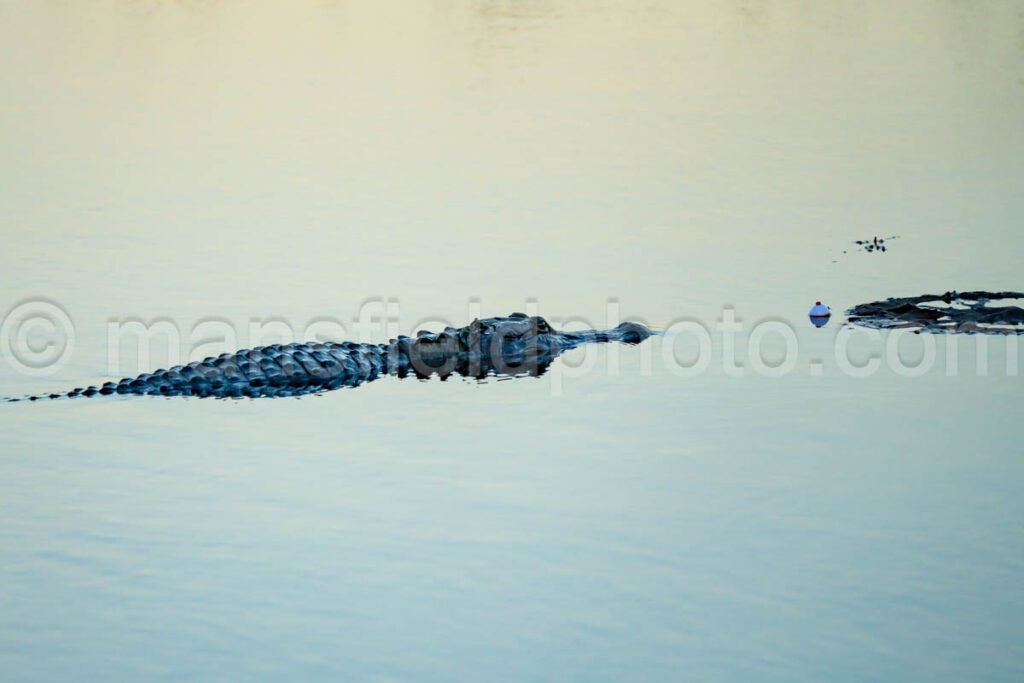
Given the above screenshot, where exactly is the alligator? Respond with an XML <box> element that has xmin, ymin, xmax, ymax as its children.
<box><xmin>6</xmin><ymin>314</ymin><xmax>653</xmax><ymax>401</ymax></box>
<box><xmin>847</xmin><ymin>291</ymin><xmax>1024</xmax><ymax>334</ymax></box>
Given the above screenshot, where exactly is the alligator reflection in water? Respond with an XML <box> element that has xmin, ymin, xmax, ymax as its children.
<box><xmin>847</xmin><ymin>291</ymin><xmax>1024</xmax><ymax>334</ymax></box>
<box><xmin>8</xmin><ymin>314</ymin><xmax>653</xmax><ymax>402</ymax></box>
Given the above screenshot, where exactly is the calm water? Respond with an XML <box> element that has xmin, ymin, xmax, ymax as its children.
<box><xmin>1</xmin><ymin>1</ymin><xmax>1023</xmax><ymax>680</ymax></box>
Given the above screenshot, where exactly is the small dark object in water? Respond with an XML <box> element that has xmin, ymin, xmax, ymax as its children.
<box><xmin>853</xmin><ymin>235</ymin><xmax>899</xmax><ymax>253</ymax></box>
<box><xmin>847</xmin><ymin>291</ymin><xmax>1024</xmax><ymax>334</ymax></box>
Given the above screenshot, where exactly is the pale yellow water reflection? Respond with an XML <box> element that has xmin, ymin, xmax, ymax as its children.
<box><xmin>1</xmin><ymin>1</ymin><xmax>1022</xmax><ymax>681</ymax></box>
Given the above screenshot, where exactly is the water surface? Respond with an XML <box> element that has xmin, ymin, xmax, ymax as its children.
<box><xmin>1</xmin><ymin>1</ymin><xmax>1023</xmax><ymax>681</ymax></box>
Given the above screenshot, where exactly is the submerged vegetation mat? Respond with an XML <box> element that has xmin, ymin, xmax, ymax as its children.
<box><xmin>846</xmin><ymin>291</ymin><xmax>1024</xmax><ymax>334</ymax></box>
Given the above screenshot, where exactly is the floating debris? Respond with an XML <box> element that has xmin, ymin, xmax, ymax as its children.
<box><xmin>847</xmin><ymin>291</ymin><xmax>1024</xmax><ymax>334</ymax></box>
<box><xmin>853</xmin><ymin>235</ymin><xmax>899</xmax><ymax>253</ymax></box>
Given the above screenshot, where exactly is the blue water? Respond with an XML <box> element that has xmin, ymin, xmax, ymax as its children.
<box><xmin>1</xmin><ymin>1</ymin><xmax>1022</xmax><ymax>680</ymax></box>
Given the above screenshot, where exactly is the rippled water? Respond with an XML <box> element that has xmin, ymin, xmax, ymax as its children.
<box><xmin>1</xmin><ymin>1</ymin><xmax>1023</xmax><ymax>680</ymax></box>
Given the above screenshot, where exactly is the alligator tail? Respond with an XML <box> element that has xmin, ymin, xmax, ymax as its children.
<box><xmin>6</xmin><ymin>385</ymin><xmax>106</xmax><ymax>402</ymax></box>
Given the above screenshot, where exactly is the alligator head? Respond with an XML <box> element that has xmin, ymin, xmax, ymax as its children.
<box><xmin>388</xmin><ymin>313</ymin><xmax>652</xmax><ymax>380</ymax></box>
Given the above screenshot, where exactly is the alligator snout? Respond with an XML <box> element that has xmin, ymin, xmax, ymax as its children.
<box><xmin>614</xmin><ymin>321</ymin><xmax>652</xmax><ymax>344</ymax></box>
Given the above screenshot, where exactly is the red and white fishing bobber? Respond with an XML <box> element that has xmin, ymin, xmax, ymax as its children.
<box><xmin>808</xmin><ymin>301</ymin><xmax>831</xmax><ymax>328</ymax></box>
